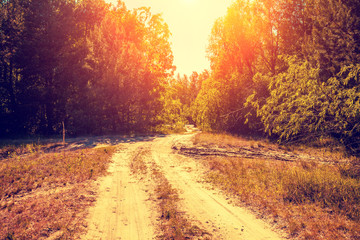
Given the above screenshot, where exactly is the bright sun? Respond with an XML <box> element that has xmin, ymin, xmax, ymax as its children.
<box><xmin>106</xmin><ymin>0</ymin><xmax>233</xmax><ymax>76</ymax></box>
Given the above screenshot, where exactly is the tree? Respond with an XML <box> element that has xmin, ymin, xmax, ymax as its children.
<box><xmin>86</xmin><ymin>4</ymin><xmax>174</xmax><ymax>133</ymax></box>
<box><xmin>0</xmin><ymin>0</ymin><xmax>175</xmax><ymax>137</ymax></box>
<box><xmin>0</xmin><ymin>0</ymin><xmax>25</xmax><ymax>136</ymax></box>
<box><xmin>256</xmin><ymin>58</ymin><xmax>360</xmax><ymax>152</ymax></box>
<box><xmin>195</xmin><ymin>0</ymin><xmax>287</xmax><ymax>133</ymax></box>
<box><xmin>15</xmin><ymin>0</ymin><xmax>82</xmax><ymax>135</ymax></box>
<box><xmin>303</xmin><ymin>0</ymin><xmax>360</xmax><ymax>80</ymax></box>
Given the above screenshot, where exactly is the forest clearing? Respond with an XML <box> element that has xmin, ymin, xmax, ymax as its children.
<box><xmin>1</xmin><ymin>131</ymin><xmax>360</xmax><ymax>239</ymax></box>
<box><xmin>1</xmin><ymin>0</ymin><xmax>360</xmax><ymax>239</ymax></box>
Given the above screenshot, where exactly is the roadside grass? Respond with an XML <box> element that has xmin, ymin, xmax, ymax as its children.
<box><xmin>0</xmin><ymin>144</ymin><xmax>116</xmax><ymax>239</ymax></box>
<box><xmin>0</xmin><ymin>143</ymin><xmax>42</xmax><ymax>160</ymax></box>
<box><xmin>194</xmin><ymin>132</ymin><xmax>349</xmax><ymax>162</ymax></box>
<box><xmin>155</xmin><ymin>124</ymin><xmax>186</xmax><ymax>135</ymax></box>
<box><xmin>130</xmin><ymin>148</ymin><xmax>210</xmax><ymax>239</ymax></box>
<box><xmin>151</xmin><ymin>164</ymin><xmax>210</xmax><ymax>240</ymax></box>
<box><xmin>193</xmin><ymin>132</ymin><xmax>254</xmax><ymax>148</ymax></box>
<box><xmin>130</xmin><ymin>148</ymin><xmax>149</xmax><ymax>176</ymax></box>
<box><xmin>195</xmin><ymin>133</ymin><xmax>360</xmax><ymax>239</ymax></box>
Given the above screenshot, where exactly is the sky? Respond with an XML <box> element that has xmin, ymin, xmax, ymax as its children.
<box><xmin>106</xmin><ymin>0</ymin><xmax>234</xmax><ymax>76</ymax></box>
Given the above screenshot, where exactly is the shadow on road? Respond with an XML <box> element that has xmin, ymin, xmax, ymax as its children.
<box><xmin>0</xmin><ymin>134</ymin><xmax>167</xmax><ymax>159</ymax></box>
<box><xmin>64</xmin><ymin>134</ymin><xmax>164</xmax><ymax>151</ymax></box>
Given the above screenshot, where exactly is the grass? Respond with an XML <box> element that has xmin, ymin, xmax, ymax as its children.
<box><xmin>194</xmin><ymin>132</ymin><xmax>349</xmax><ymax>162</ymax></box>
<box><xmin>130</xmin><ymin>148</ymin><xmax>149</xmax><ymax>176</ymax></box>
<box><xmin>151</xmin><ymin>164</ymin><xmax>210</xmax><ymax>240</ymax></box>
<box><xmin>129</xmin><ymin>148</ymin><xmax>210</xmax><ymax>239</ymax></box>
<box><xmin>0</xmin><ymin>143</ymin><xmax>42</xmax><ymax>160</ymax></box>
<box><xmin>193</xmin><ymin>132</ymin><xmax>255</xmax><ymax>148</ymax></box>
<box><xmin>194</xmin><ymin>132</ymin><xmax>360</xmax><ymax>239</ymax></box>
<box><xmin>0</xmin><ymin>143</ymin><xmax>116</xmax><ymax>239</ymax></box>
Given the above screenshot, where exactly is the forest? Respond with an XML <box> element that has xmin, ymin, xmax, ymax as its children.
<box><xmin>1</xmin><ymin>0</ymin><xmax>360</xmax><ymax>153</ymax></box>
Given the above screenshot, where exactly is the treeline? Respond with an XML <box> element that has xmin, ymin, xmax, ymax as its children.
<box><xmin>0</xmin><ymin>0</ymin><xmax>174</xmax><ymax>137</ymax></box>
<box><xmin>186</xmin><ymin>0</ymin><xmax>360</xmax><ymax>153</ymax></box>
<box><xmin>2</xmin><ymin>0</ymin><xmax>360</xmax><ymax>153</ymax></box>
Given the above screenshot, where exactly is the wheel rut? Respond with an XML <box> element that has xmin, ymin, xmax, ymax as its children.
<box><xmin>82</xmin><ymin>134</ymin><xmax>285</xmax><ymax>240</ymax></box>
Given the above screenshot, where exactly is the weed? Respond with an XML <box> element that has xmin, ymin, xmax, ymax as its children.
<box><xmin>339</xmin><ymin>158</ymin><xmax>360</xmax><ymax>180</ymax></box>
<box><xmin>194</xmin><ymin>132</ymin><xmax>252</xmax><ymax>148</ymax></box>
<box><xmin>130</xmin><ymin>148</ymin><xmax>149</xmax><ymax>175</ymax></box>
<box><xmin>132</xmin><ymin>153</ymin><xmax>209</xmax><ymax>240</ymax></box>
<box><xmin>203</xmin><ymin>156</ymin><xmax>360</xmax><ymax>239</ymax></box>
<box><xmin>194</xmin><ymin>133</ymin><xmax>360</xmax><ymax>239</ymax></box>
<box><xmin>0</xmin><ymin>144</ymin><xmax>116</xmax><ymax>239</ymax></box>
<box><xmin>283</xmin><ymin>166</ymin><xmax>360</xmax><ymax>220</ymax></box>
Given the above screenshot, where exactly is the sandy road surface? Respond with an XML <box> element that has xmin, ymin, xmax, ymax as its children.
<box><xmin>83</xmin><ymin>134</ymin><xmax>284</xmax><ymax>240</ymax></box>
<box><xmin>82</xmin><ymin>143</ymin><xmax>156</xmax><ymax>240</ymax></box>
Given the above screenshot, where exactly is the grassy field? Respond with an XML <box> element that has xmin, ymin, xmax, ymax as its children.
<box><xmin>0</xmin><ymin>142</ymin><xmax>116</xmax><ymax>239</ymax></box>
<box><xmin>194</xmin><ymin>133</ymin><xmax>360</xmax><ymax>240</ymax></box>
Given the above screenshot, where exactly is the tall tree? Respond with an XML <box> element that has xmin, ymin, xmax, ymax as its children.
<box><xmin>86</xmin><ymin>4</ymin><xmax>174</xmax><ymax>133</ymax></box>
<box><xmin>250</xmin><ymin>0</ymin><xmax>360</xmax><ymax>153</ymax></box>
<box><xmin>0</xmin><ymin>0</ymin><xmax>25</xmax><ymax>136</ymax></box>
<box><xmin>303</xmin><ymin>0</ymin><xmax>360</xmax><ymax>79</ymax></box>
<box><xmin>194</xmin><ymin>0</ymin><xmax>287</xmax><ymax>133</ymax></box>
<box><xmin>15</xmin><ymin>0</ymin><xmax>80</xmax><ymax>135</ymax></box>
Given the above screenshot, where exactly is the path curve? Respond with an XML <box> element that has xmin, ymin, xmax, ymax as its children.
<box><xmin>150</xmin><ymin>135</ymin><xmax>283</xmax><ymax>240</ymax></box>
<box><xmin>82</xmin><ymin>134</ymin><xmax>285</xmax><ymax>240</ymax></box>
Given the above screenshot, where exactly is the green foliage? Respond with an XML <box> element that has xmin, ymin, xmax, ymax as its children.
<box><xmin>196</xmin><ymin>0</ymin><xmax>360</xmax><ymax>153</ymax></box>
<box><xmin>254</xmin><ymin>57</ymin><xmax>360</xmax><ymax>151</ymax></box>
<box><xmin>255</xmin><ymin>57</ymin><xmax>323</xmax><ymax>140</ymax></box>
<box><xmin>195</xmin><ymin>0</ymin><xmax>290</xmax><ymax>133</ymax></box>
<box><xmin>0</xmin><ymin>0</ymin><xmax>175</xmax><ymax>137</ymax></box>
<box><xmin>81</xmin><ymin>4</ymin><xmax>174</xmax><ymax>134</ymax></box>
<box><xmin>192</xmin><ymin>77</ymin><xmax>223</xmax><ymax>131</ymax></box>
<box><xmin>2</xmin><ymin>0</ymin><xmax>360</xmax><ymax>149</ymax></box>
<box><xmin>156</xmin><ymin>79</ymin><xmax>189</xmax><ymax>132</ymax></box>
<box><xmin>304</xmin><ymin>0</ymin><xmax>360</xmax><ymax>79</ymax></box>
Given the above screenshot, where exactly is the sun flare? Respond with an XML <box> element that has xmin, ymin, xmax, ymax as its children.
<box><xmin>109</xmin><ymin>0</ymin><xmax>233</xmax><ymax>76</ymax></box>
<box><xmin>183</xmin><ymin>0</ymin><xmax>196</xmax><ymax>4</ymax></box>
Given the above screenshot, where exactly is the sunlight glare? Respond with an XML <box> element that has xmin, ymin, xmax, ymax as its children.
<box><xmin>183</xmin><ymin>0</ymin><xmax>196</xmax><ymax>4</ymax></box>
<box><xmin>106</xmin><ymin>0</ymin><xmax>234</xmax><ymax>76</ymax></box>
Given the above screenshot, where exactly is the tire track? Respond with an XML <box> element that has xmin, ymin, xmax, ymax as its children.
<box><xmin>150</xmin><ymin>134</ymin><xmax>284</xmax><ymax>240</ymax></box>
<box><xmin>82</xmin><ymin>134</ymin><xmax>285</xmax><ymax>240</ymax></box>
<box><xmin>82</xmin><ymin>144</ymin><xmax>156</xmax><ymax>240</ymax></box>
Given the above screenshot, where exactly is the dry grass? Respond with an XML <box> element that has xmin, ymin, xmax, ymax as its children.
<box><xmin>129</xmin><ymin>148</ymin><xmax>209</xmax><ymax>239</ymax></box>
<box><xmin>194</xmin><ymin>133</ymin><xmax>360</xmax><ymax>239</ymax></box>
<box><xmin>0</xmin><ymin>143</ymin><xmax>42</xmax><ymax>160</ymax></box>
<box><xmin>0</xmin><ymin>144</ymin><xmax>116</xmax><ymax>239</ymax></box>
<box><xmin>193</xmin><ymin>132</ymin><xmax>254</xmax><ymax>148</ymax></box>
<box><xmin>194</xmin><ymin>132</ymin><xmax>349</xmax><ymax>163</ymax></box>
<box><xmin>151</xmin><ymin>164</ymin><xmax>210</xmax><ymax>240</ymax></box>
<box><xmin>130</xmin><ymin>148</ymin><xmax>149</xmax><ymax>176</ymax></box>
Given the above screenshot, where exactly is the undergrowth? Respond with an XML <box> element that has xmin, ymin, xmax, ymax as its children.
<box><xmin>0</xmin><ymin>143</ymin><xmax>42</xmax><ymax>160</ymax></box>
<box><xmin>151</xmin><ymin>164</ymin><xmax>210</xmax><ymax>240</ymax></box>
<box><xmin>203</xmin><ymin>155</ymin><xmax>360</xmax><ymax>239</ymax></box>
<box><xmin>130</xmin><ymin>148</ymin><xmax>209</xmax><ymax>239</ymax></box>
<box><xmin>193</xmin><ymin>132</ymin><xmax>360</xmax><ymax>239</ymax></box>
<box><xmin>194</xmin><ymin>132</ymin><xmax>349</xmax><ymax>162</ymax></box>
<box><xmin>193</xmin><ymin>132</ymin><xmax>253</xmax><ymax>148</ymax></box>
<box><xmin>0</xmin><ymin>144</ymin><xmax>116</xmax><ymax>239</ymax></box>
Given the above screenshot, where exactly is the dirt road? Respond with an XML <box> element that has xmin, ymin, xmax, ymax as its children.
<box><xmin>82</xmin><ymin>134</ymin><xmax>284</xmax><ymax>240</ymax></box>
